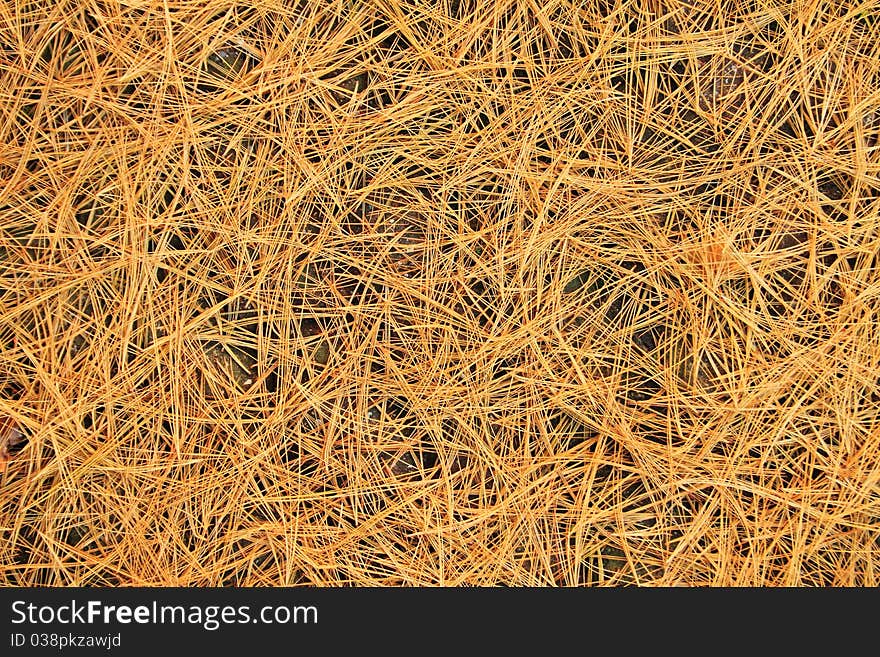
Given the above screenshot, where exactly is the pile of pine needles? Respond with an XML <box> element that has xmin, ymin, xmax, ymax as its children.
<box><xmin>1</xmin><ymin>0</ymin><xmax>879</xmax><ymax>586</ymax></box>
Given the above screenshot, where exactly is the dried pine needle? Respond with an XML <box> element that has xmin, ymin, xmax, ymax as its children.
<box><xmin>1</xmin><ymin>0</ymin><xmax>879</xmax><ymax>587</ymax></box>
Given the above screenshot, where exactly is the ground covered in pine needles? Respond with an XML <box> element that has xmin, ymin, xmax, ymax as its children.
<box><xmin>1</xmin><ymin>1</ymin><xmax>879</xmax><ymax>586</ymax></box>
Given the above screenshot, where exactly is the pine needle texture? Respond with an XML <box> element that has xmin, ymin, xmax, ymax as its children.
<box><xmin>1</xmin><ymin>0</ymin><xmax>879</xmax><ymax>585</ymax></box>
